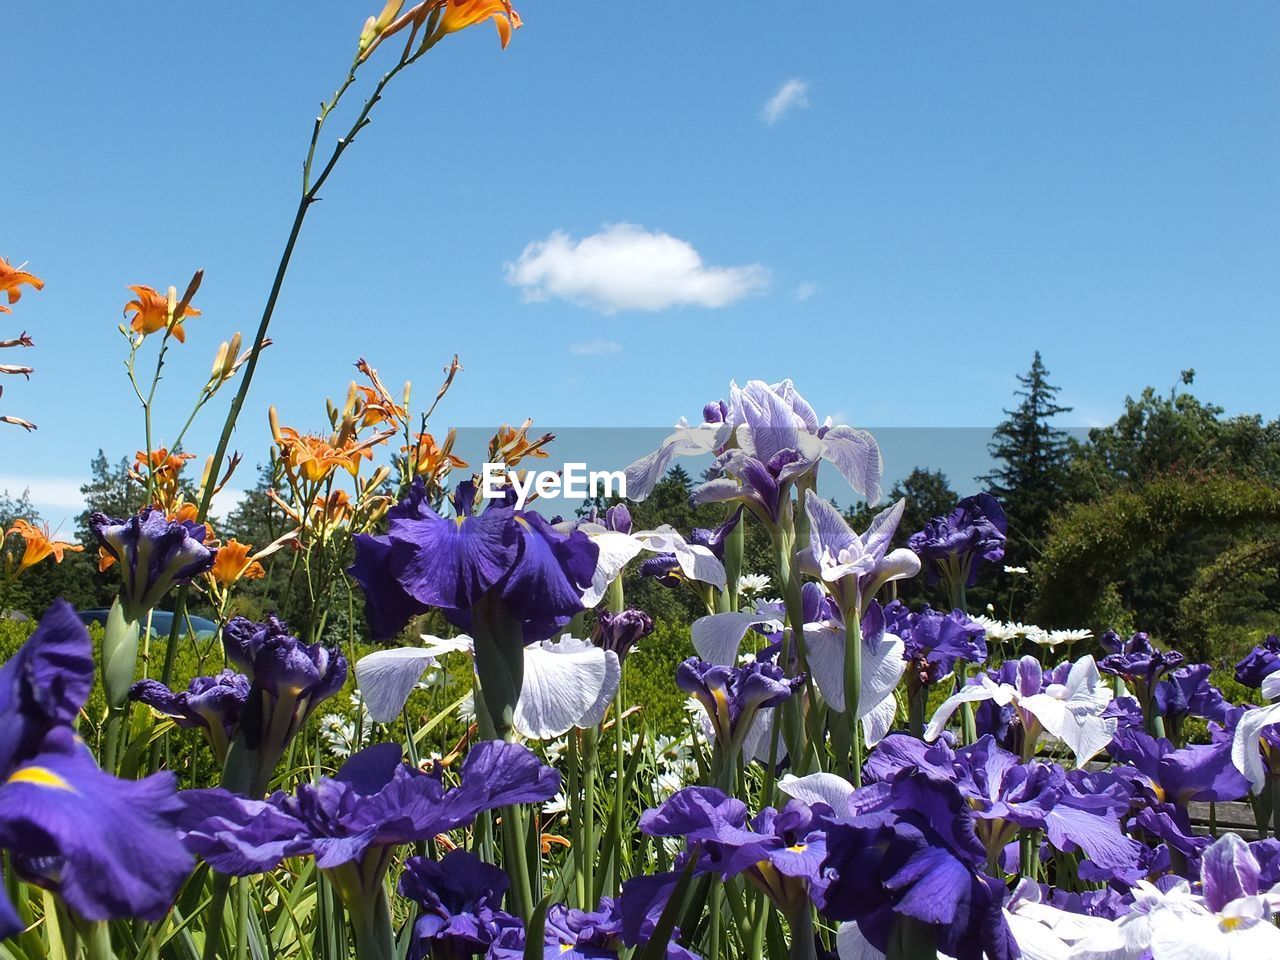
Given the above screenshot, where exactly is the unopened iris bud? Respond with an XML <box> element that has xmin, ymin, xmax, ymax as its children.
<box><xmin>592</xmin><ymin>608</ymin><xmax>652</xmax><ymax>662</ymax></box>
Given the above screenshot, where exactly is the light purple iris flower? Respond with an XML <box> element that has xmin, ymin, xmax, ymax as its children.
<box><xmin>625</xmin><ymin>380</ymin><xmax>883</xmax><ymax>514</ymax></box>
<box><xmin>796</xmin><ymin>495</ymin><xmax>920</xmax><ymax>618</ymax></box>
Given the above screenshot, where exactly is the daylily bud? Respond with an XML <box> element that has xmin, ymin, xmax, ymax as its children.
<box><xmin>358</xmin><ymin>14</ymin><xmax>378</xmax><ymax>50</ymax></box>
<box><xmin>269</xmin><ymin>405</ymin><xmax>284</xmax><ymax>446</ymax></box>
<box><xmin>208</xmin><ymin>332</ymin><xmax>243</xmax><ymax>389</ymax></box>
<box><xmin>374</xmin><ymin>0</ymin><xmax>405</xmax><ymax>31</ymax></box>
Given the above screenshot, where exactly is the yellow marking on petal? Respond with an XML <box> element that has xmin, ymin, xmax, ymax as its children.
<box><xmin>787</xmin><ymin>843</ymin><xmax>808</xmax><ymax>853</ymax></box>
<box><xmin>7</xmin><ymin>766</ymin><xmax>76</xmax><ymax>792</ymax></box>
<box><xmin>1220</xmin><ymin>916</ymin><xmax>1246</xmax><ymax>932</ymax></box>
<box><xmin>560</xmin><ymin>944</ymin><xmax>573</xmax><ymax>954</ymax></box>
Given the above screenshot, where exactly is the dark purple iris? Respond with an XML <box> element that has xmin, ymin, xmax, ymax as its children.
<box><xmin>220</xmin><ymin>614</ymin><xmax>346</xmax><ymax>793</ymax></box>
<box><xmin>90</xmin><ymin>508</ymin><xmax>216</xmax><ymax>620</ymax></box>
<box><xmin>130</xmin><ymin>670</ymin><xmax>250</xmax><ymax>762</ymax></box>
<box><xmin>1152</xmin><ymin>663</ymin><xmax>1232</xmax><ymax>734</ymax></box>
<box><xmin>1098</xmin><ymin>632</ymin><xmax>1185</xmax><ymax>688</ymax></box>
<box><xmin>0</xmin><ymin>601</ymin><xmax>191</xmax><ymax>938</ymax></box>
<box><xmin>350</xmin><ymin>479</ymin><xmax>599</xmax><ymax>643</ymax></box>
<box><xmin>907</xmin><ymin>493</ymin><xmax>1007</xmax><ymax>590</ymax></box>
<box><xmin>863</xmin><ymin>734</ymin><xmax>1145</xmax><ymax>883</ymax></box>
<box><xmin>488</xmin><ymin>895</ymin><xmax>699</xmax><ymax>960</ymax></box>
<box><xmin>1110</xmin><ymin>728</ymin><xmax>1250</xmax><ymax>808</ymax></box>
<box><xmin>884</xmin><ymin>601</ymin><xmax>988</xmax><ymax>689</ymax></box>
<box><xmin>180</xmin><ymin>739</ymin><xmax>558</xmax><ymax>943</ymax></box>
<box><xmin>639</xmin><ymin>786</ymin><xmax>830</xmax><ymax>920</ymax></box>
<box><xmin>398</xmin><ymin>849</ymin><xmax>520</xmax><ymax>960</ymax></box>
<box><xmin>593</xmin><ymin>608</ymin><xmax>654</xmax><ymax>662</ymax></box>
<box><xmin>1235</xmin><ymin>634</ymin><xmax>1280</xmax><ymax>689</ymax></box>
<box><xmin>819</xmin><ymin>768</ymin><xmax>1017</xmax><ymax>960</ymax></box>
<box><xmin>676</xmin><ymin>657</ymin><xmax>803</xmax><ymax>751</ymax></box>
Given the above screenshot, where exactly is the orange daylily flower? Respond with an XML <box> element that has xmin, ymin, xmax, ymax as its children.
<box><xmin>209</xmin><ymin>539</ymin><xmax>266</xmax><ymax>587</ymax></box>
<box><xmin>276</xmin><ymin>429</ymin><xmax>376</xmax><ymax>482</ymax></box>
<box><xmin>354</xmin><ymin>385</ymin><xmax>407</xmax><ymax>429</ymax></box>
<box><xmin>124</xmin><ymin>284</ymin><xmax>201</xmax><ymax>343</ymax></box>
<box><xmin>0</xmin><ymin>258</ymin><xmax>44</xmax><ymax>307</ymax></box>
<box><xmin>134</xmin><ymin>447</ymin><xmax>196</xmax><ymax>511</ymax></box>
<box><xmin>488</xmin><ymin>419</ymin><xmax>553</xmax><ymax>468</ymax></box>
<box><xmin>404</xmin><ymin>429</ymin><xmax>467</xmax><ymax>479</ymax></box>
<box><xmin>270</xmin><ymin>406</ymin><xmax>392</xmax><ymax>484</ymax></box>
<box><xmin>6</xmin><ymin>520</ymin><xmax>82</xmax><ymax>572</ymax></box>
<box><xmin>539</xmin><ymin>833</ymin><xmax>571</xmax><ymax>855</ymax></box>
<box><xmin>435</xmin><ymin>0</ymin><xmax>521</xmax><ymax>48</ymax></box>
<box><xmin>360</xmin><ymin>0</ymin><xmax>520</xmax><ymax>62</ymax></box>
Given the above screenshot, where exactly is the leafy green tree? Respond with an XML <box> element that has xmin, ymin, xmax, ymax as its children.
<box><xmin>75</xmin><ymin>450</ymin><xmax>145</xmax><ymax>541</ymax></box>
<box><xmin>1066</xmin><ymin>371</ymin><xmax>1280</xmax><ymax>495</ymax></box>
<box><xmin>984</xmin><ymin>352</ymin><xmax>1073</xmax><ymax>565</ymax></box>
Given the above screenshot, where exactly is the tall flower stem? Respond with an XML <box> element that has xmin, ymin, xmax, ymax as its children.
<box><xmin>788</xmin><ymin>906</ymin><xmax>817</xmax><ymax>960</ymax></box>
<box><xmin>841</xmin><ymin>611</ymin><xmax>863</xmax><ymax>786</ymax></box>
<box><xmin>160</xmin><ymin>47</ymin><xmax>431</xmax><ymax>698</ymax></box>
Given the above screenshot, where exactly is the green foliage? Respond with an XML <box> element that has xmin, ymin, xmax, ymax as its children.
<box><xmin>623</xmin><ymin>618</ymin><xmax>696</xmax><ymax>735</ymax></box>
<box><xmin>1032</xmin><ymin>474</ymin><xmax>1280</xmax><ymax>637</ymax></box>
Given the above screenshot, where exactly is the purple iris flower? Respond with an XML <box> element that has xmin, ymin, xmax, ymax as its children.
<box><xmin>90</xmin><ymin>508</ymin><xmax>216</xmax><ymax>620</ymax></box>
<box><xmin>906</xmin><ymin>493</ymin><xmax>1007</xmax><ymax>590</ymax></box>
<box><xmin>1098</xmin><ymin>632</ymin><xmax>1185</xmax><ymax>688</ymax></box>
<box><xmin>641</xmin><ymin>511</ymin><xmax>740</xmax><ymax>589</ymax></box>
<box><xmin>580</xmin><ymin>503</ymin><xmax>633</xmax><ymax>535</ymax></box>
<box><xmin>180</xmin><ymin>740</ymin><xmax>558</xmax><ymax>877</ymax></box>
<box><xmin>398</xmin><ymin>849</ymin><xmax>520</xmax><ymax>959</ymax></box>
<box><xmin>884</xmin><ymin>601</ymin><xmax>988</xmax><ymax>689</ymax></box>
<box><xmin>863</xmin><ymin>734</ymin><xmax>1145</xmax><ymax>883</ymax></box>
<box><xmin>1235</xmin><ymin>634</ymin><xmax>1280</xmax><ymax>689</ymax></box>
<box><xmin>489</xmin><ymin>897</ymin><xmax>700</xmax><ymax>960</ymax></box>
<box><xmin>350</xmin><ymin>479</ymin><xmax>599</xmax><ymax>643</ymax></box>
<box><xmin>1110</xmin><ymin>728</ymin><xmax>1250</xmax><ymax>807</ymax></box>
<box><xmin>592</xmin><ymin>608</ymin><xmax>654</xmax><ymax>662</ymax></box>
<box><xmin>1153</xmin><ymin>664</ymin><xmax>1232</xmax><ymax>733</ymax></box>
<box><xmin>0</xmin><ymin>601</ymin><xmax>192</xmax><ymax>938</ymax></box>
<box><xmin>625</xmin><ymin>380</ymin><xmax>882</xmax><ymax>511</ymax></box>
<box><xmin>640</xmin><ymin>787</ymin><xmax>829</xmax><ymax>920</ymax></box>
<box><xmin>796</xmin><ymin>496</ymin><xmax>921</xmax><ymax>618</ymax></box>
<box><xmin>220</xmin><ymin>614</ymin><xmax>346</xmax><ymax>793</ymax></box>
<box><xmin>676</xmin><ymin>657</ymin><xmax>803</xmax><ymax>753</ymax></box>
<box><xmin>130</xmin><ymin>670</ymin><xmax>250</xmax><ymax>762</ymax></box>
<box><xmin>819</xmin><ymin>768</ymin><xmax>1017</xmax><ymax>960</ymax></box>
<box><xmin>690</xmin><ymin>383</ymin><xmax>845</xmax><ymax>528</ymax></box>
<box><xmin>181</xmin><ymin>739</ymin><xmax>557</xmax><ymax>951</ymax></box>
<box><xmin>0</xmin><ymin>599</ymin><xmax>94</xmax><ymax>778</ymax></box>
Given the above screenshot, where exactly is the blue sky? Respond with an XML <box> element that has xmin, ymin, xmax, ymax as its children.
<box><xmin>4</xmin><ymin>2</ymin><xmax>1278</xmax><ymax>527</ymax></box>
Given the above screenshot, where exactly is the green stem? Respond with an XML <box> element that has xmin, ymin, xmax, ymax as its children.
<box><xmin>201</xmin><ymin>874</ymin><xmax>231</xmax><ymax>960</ymax></box>
<box><xmin>843</xmin><ymin>609</ymin><xmax>863</xmax><ymax>786</ymax></box>
<box><xmin>582</xmin><ymin>726</ymin><xmax>598</xmax><ymax>904</ymax></box>
<box><xmin>788</xmin><ymin>906</ymin><xmax>817</xmax><ymax>960</ymax></box>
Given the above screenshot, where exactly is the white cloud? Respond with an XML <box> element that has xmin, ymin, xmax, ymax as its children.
<box><xmin>569</xmin><ymin>339</ymin><xmax>622</xmax><ymax>356</ymax></box>
<box><xmin>761</xmin><ymin>78</ymin><xmax>810</xmax><ymax>125</ymax></box>
<box><xmin>793</xmin><ymin>281</ymin><xmax>817</xmax><ymax>302</ymax></box>
<box><xmin>0</xmin><ymin>475</ymin><xmax>84</xmax><ymax>511</ymax></box>
<box><xmin>506</xmin><ymin>224</ymin><xmax>770</xmax><ymax>314</ymax></box>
